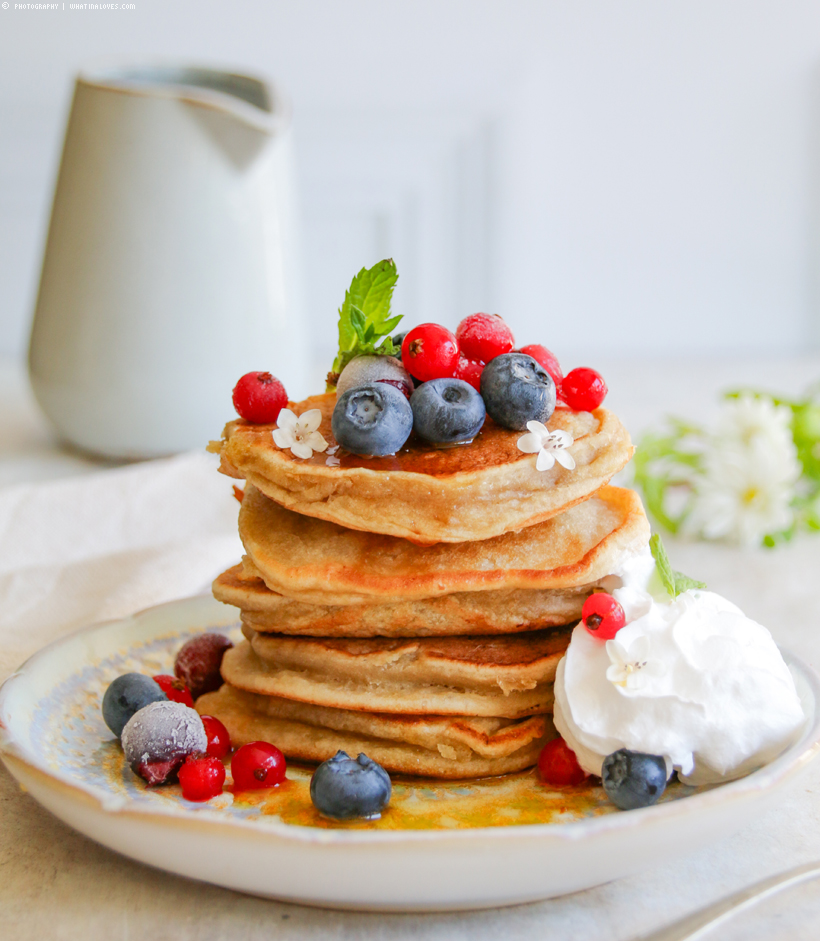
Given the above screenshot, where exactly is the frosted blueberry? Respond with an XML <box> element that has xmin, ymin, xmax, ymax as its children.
<box><xmin>121</xmin><ymin>700</ymin><xmax>207</xmax><ymax>775</ymax></box>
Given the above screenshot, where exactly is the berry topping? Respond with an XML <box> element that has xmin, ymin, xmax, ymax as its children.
<box><xmin>153</xmin><ymin>674</ymin><xmax>194</xmax><ymax>708</ymax></box>
<box><xmin>561</xmin><ymin>367</ymin><xmax>608</xmax><ymax>412</ymax></box>
<box><xmin>537</xmin><ymin>737</ymin><xmax>588</xmax><ymax>787</ymax></box>
<box><xmin>456</xmin><ymin>313</ymin><xmax>515</xmax><ymax>363</ymax></box>
<box><xmin>201</xmin><ymin>715</ymin><xmax>232</xmax><ymax>760</ymax></box>
<box><xmin>102</xmin><ymin>673</ymin><xmax>167</xmax><ymax>739</ymax></box>
<box><xmin>410</xmin><ymin>378</ymin><xmax>486</xmax><ymax>445</ymax></box>
<box><xmin>454</xmin><ymin>356</ymin><xmax>484</xmax><ymax>391</ymax></box>
<box><xmin>518</xmin><ymin>344</ymin><xmax>563</xmax><ymax>394</ymax></box>
<box><xmin>480</xmin><ymin>352</ymin><xmax>556</xmax><ymax>431</ymax></box>
<box><xmin>335</xmin><ymin>355</ymin><xmax>413</xmax><ymax>400</ymax></box>
<box><xmin>401</xmin><ymin>324</ymin><xmax>460</xmax><ymax>382</ymax></box>
<box><xmin>231</xmin><ymin>741</ymin><xmax>286</xmax><ymax>790</ymax></box>
<box><xmin>310</xmin><ymin>750</ymin><xmax>392</xmax><ymax>820</ymax></box>
<box><xmin>134</xmin><ymin>758</ymin><xmax>183</xmax><ymax>787</ymax></box>
<box><xmin>174</xmin><ymin>633</ymin><xmax>233</xmax><ymax>700</ymax></box>
<box><xmin>178</xmin><ymin>754</ymin><xmax>226</xmax><ymax>802</ymax></box>
<box><xmin>602</xmin><ymin>749</ymin><xmax>668</xmax><ymax>810</ymax></box>
<box><xmin>331</xmin><ymin>383</ymin><xmax>413</xmax><ymax>456</ymax></box>
<box><xmin>377</xmin><ymin>379</ymin><xmax>412</xmax><ymax>399</ymax></box>
<box><xmin>232</xmin><ymin>372</ymin><xmax>288</xmax><ymax>424</ymax></box>
<box><xmin>581</xmin><ymin>592</ymin><xmax>626</xmax><ymax>641</ymax></box>
<box><xmin>121</xmin><ymin>701</ymin><xmax>207</xmax><ymax>783</ymax></box>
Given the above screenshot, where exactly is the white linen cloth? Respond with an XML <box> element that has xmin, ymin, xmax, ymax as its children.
<box><xmin>0</xmin><ymin>450</ymin><xmax>243</xmax><ymax>682</ymax></box>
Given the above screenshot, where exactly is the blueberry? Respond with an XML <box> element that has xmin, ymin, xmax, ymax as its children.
<box><xmin>121</xmin><ymin>700</ymin><xmax>207</xmax><ymax>783</ymax></box>
<box><xmin>480</xmin><ymin>352</ymin><xmax>556</xmax><ymax>431</ymax></box>
<box><xmin>602</xmin><ymin>748</ymin><xmax>668</xmax><ymax>810</ymax></box>
<box><xmin>102</xmin><ymin>673</ymin><xmax>167</xmax><ymax>738</ymax></box>
<box><xmin>332</xmin><ymin>383</ymin><xmax>413</xmax><ymax>456</ymax></box>
<box><xmin>410</xmin><ymin>378</ymin><xmax>486</xmax><ymax>445</ymax></box>
<box><xmin>310</xmin><ymin>750</ymin><xmax>392</xmax><ymax>819</ymax></box>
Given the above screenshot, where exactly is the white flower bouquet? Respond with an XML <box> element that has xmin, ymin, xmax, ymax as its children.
<box><xmin>631</xmin><ymin>390</ymin><xmax>820</xmax><ymax>547</ymax></box>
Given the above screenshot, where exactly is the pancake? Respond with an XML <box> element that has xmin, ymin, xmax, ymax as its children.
<box><xmin>213</xmin><ymin>564</ymin><xmax>598</xmax><ymax>637</ymax></box>
<box><xmin>239</xmin><ymin>482</ymin><xmax>649</xmax><ymax>606</ymax></box>
<box><xmin>221</xmin><ymin>628</ymin><xmax>571</xmax><ymax>718</ymax></box>
<box><xmin>196</xmin><ymin>684</ymin><xmax>553</xmax><ymax>778</ymax></box>
<box><xmin>213</xmin><ymin>393</ymin><xmax>633</xmax><ymax>544</ymax></box>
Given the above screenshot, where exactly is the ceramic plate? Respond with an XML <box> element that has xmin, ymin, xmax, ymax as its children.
<box><xmin>1</xmin><ymin>595</ymin><xmax>819</xmax><ymax>912</ymax></box>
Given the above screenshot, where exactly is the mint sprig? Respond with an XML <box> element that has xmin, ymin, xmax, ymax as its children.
<box><xmin>649</xmin><ymin>534</ymin><xmax>706</xmax><ymax>598</ymax></box>
<box><xmin>327</xmin><ymin>259</ymin><xmax>403</xmax><ymax>389</ymax></box>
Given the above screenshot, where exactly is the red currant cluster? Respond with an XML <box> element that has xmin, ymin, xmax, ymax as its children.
<box><xmin>401</xmin><ymin>313</ymin><xmax>607</xmax><ymax>411</ymax></box>
<box><xmin>103</xmin><ymin>632</ymin><xmax>289</xmax><ymax>803</ymax></box>
<box><xmin>167</xmin><ymin>635</ymin><xmax>289</xmax><ymax>800</ymax></box>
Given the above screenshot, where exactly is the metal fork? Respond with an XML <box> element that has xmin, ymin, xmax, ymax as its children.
<box><xmin>637</xmin><ymin>860</ymin><xmax>820</xmax><ymax>941</ymax></box>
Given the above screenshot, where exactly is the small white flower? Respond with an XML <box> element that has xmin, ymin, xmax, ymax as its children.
<box><xmin>517</xmin><ymin>421</ymin><xmax>576</xmax><ymax>472</ymax></box>
<box><xmin>606</xmin><ymin>635</ymin><xmax>665</xmax><ymax>690</ymax></box>
<box><xmin>326</xmin><ymin>454</ymin><xmax>341</xmax><ymax>467</ymax></box>
<box><xmin>271</xmin><ymin>408</ymin><xmax>328</xmax><ymax>460</ymax></box>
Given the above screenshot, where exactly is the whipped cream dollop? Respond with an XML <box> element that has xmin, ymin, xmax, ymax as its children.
<box><xmin>554</xmin><ymin>546</ymin><xmax>806</xmax><ymax>786</ymax></box>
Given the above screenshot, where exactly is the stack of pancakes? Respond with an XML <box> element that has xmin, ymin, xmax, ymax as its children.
<box><xmin>200</xmin><ymin>393</ymin><xmax>647</xmax><ymax>778</ymax></box>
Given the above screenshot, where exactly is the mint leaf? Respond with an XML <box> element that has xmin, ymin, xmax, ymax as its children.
<box><xmin>329</xmin><ymin>260</ymin><xmax>402</xmax><ymax>387</ymax></box>
<box><xmin>673</xmin><ymin>572</ymin><xmax>708</xmax><ymax>594</ymax></box>
<box><xmin>649</xmin><ymin>533</ymin><xmax>706</xmax><ymax>598</ymax></box>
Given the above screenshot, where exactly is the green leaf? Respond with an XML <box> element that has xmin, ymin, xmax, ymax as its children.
<box><xmin>329</xmin><ymin>260</ymin><xmax>402</xmax><ymax>388</ymax></box>
<box><xmin>649</xmin><ymin>534</ymin><xmax>707</xmax><ymax>598</ymax></box>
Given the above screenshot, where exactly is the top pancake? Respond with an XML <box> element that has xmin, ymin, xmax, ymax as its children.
<box><xmin>215</xmin><ymin>393</ymin><xmax>633</xmax><ymax>544</ymax></box>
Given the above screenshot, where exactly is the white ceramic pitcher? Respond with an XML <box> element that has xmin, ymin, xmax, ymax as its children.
<box><xmin>29</xmin><ymin>65</ymin><xmax>307</xmax><ymax>459</ymax></box>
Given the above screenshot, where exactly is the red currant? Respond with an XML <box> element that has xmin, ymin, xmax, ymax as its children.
<box><xmin>174</xmin><ymin>633</ymin><xmax>233</xmax><ymax>699</ymax></box>
<box><xmin>152</xmin><ymin>674</ymin><xmax>194</xmax><ymax>708</ymax></box>
<box><xmin>232</xmin><ymin>371</ymin><xmax>288</xmax><ymax>424</ymax></box>
<box><xmin>456</xmin><ymin>313</ymin><xmax>515</xmax><ymax>363</ymax></box>
<box><xmin>454</xmin><ymin>356</ymin><xmax>484</xmax><ymax>391</ymax></box>
<box><xmin>201</xmin><ymin>715</ymin><xmax>232</xmax><ymax>760</ymax></box>
<box><xmin>231</xmin><ymin>741</ymin><xmax>286</xmax><ymax>790</ymax></box>
<box><xmin>581</xmin><ymin>592</ymin><xmax>626</xmax><ymax>640</ymax></box>
<box><xmin>401</xmin><ymin>324</ymin><xmax>460</xmax><ymax>382</ymax></box>
<box><xmin>178</xmin><ymin>754</ymin><xmax>226</xmax><ymax>801</ymax></box>
<box><xmin>561</xmin><ymin>367</ymin><xmax>608</xmax><ymax>412</ymax></box>
<box><xmin>538</xmin><ymin>737</ymin><xmax>587</xmax><ymax>787</ymax></box>
<box><xmin>518</xmin><ymin>344</ymin><xmax>563</xmax><ymax>395</ymax></box>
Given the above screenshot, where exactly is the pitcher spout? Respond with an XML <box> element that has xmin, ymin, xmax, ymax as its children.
<box><xmin>79</xmin><ymin>64</ymin><xmax>285</xmax><ymax>167</ymax></box>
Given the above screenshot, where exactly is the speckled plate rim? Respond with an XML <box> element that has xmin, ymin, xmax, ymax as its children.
<box><xmin>2</xmin><ymin>593</ymin><xmax>820</xmax><ymax>849</ymax></box>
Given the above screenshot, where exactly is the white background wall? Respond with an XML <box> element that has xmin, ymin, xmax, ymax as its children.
<box><xmin>3</xmin><ymin>0</ymin><xmax>820</xmax><ymax>373</ymax></box>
